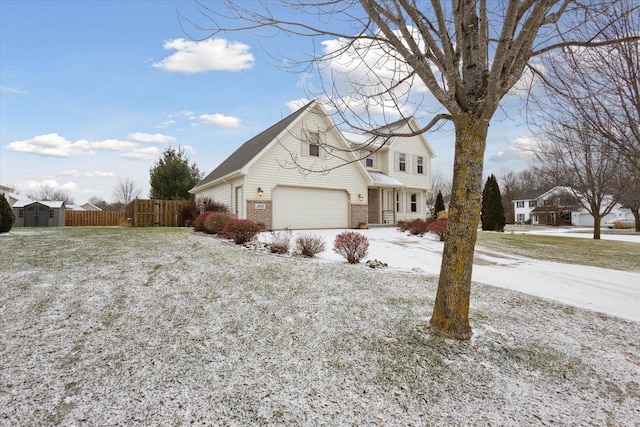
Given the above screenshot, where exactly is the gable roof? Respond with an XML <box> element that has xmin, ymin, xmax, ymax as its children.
<box><xmin>514</xmin><ymin>189</ymin><xmax>548</xmax><ymax>201</ymax></box>
<box><xmin>191</xmin><ymin>100</ymin><xmax>315</xmax><ymax>193</ymax></box>
<box><xmin>349</xmin><ymin>117</ymin><xmax>436</xmax><ymax>158</ymax></box>
<box><xmin>13</xmin><ymin>200</ymin><xmax>65</xmax><ymax>209</ymax></box>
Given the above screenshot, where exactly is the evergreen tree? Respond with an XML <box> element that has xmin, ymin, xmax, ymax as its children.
<box><xmin>481</xmin><ymin>175</ymin><xmax>506</xmax><ymax>232</ymax></box>
<box><xmin>0</xmin><ymin>193</ymin><xmax>15</xmax><ymax>233</ymax></box>
<box><xmin>149</xmin><ymin>147</ymin><xmax>202</xmax><ymax>200</ymax></box>
<box><xmin>433</xmin><ymin>191</ymin><xmax>445</xmax><ymax>218</ymax></box>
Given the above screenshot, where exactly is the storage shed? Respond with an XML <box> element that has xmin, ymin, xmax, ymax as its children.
<box><xmin>12</xmin><ymin>200</ymin><xmax>66</xmax><ymax>227</ymax></box>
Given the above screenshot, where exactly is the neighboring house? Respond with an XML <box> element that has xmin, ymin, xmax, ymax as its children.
<box><xmin>12</xmin><ymin>200</ymin><xmax>66</xmax><ymax>227</ymax></box>
<box><xmin>190</xmin><ymin>100</ymin><xmax>435</xmax><ymax>230</ymax></box>
<box><xmin>526</xmin><ymin>186</ymin><xmax>630</xmax><ymax>226</ymax></box>
<box><xmin>512</xmin><ymin>190</ymin><xmax>547</xmax><ymax>224</ymax></box>
<box><xmin>66</xmin><ymin>203</ymin><xmax>103</xmax><ymax>211</ymax></box>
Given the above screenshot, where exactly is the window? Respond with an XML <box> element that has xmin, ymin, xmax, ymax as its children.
<box><xmin>516</xmin><ymin>201</ymin><xmax>524</xmax><ymax>208</ymax></box>
<box><xmin>308</xmin><ymin>131</ymin><xmax>320</xmax><ymax>157</ymax></box>
<box><xmin>49</xmin><ymin>210</ymin><xmax>55</xmax><ymax>219</ymax></box>
<box><xmin>517</xmin><ymin>213</ymin><xmax>525</xmax><ymax>223</ymax></box>
<box><xmin>18</xmin><ymin>209</ymin><xmax>24</xmax><ymax>219</ymax></box>
<box><xmin>416</xmin><ymin>156</ymin><xmax>424</xmax><ymax>174</ymax></box>
<box><xmin>410</xmin><ymin>193</ymin><xmax>418</xmax><ymax>212</ymax></box>
<box><xmin>398</xmin><ymin>153</ymin><xmax>406</xmax><ymax>172</ymax></box>
<box><xmin>396</xmin><ymin>192</ymin><xmax>401</xmax><ymax>212</ymax></box>
<box><xmin>529</xmin><ymin>200</ymin><xmax>537</xmax><ymax>208</ymax></box>
<box><xmin>365</xmin><ymin>151</ymin><xmax>374</xmax><ymax>168</ymax></box>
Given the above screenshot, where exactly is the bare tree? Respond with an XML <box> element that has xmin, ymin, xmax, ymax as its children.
<box><xmin>528</xmin><ymin>0</ymin><xmax>639</xmax><ymax>233</ymax></box>
<box><xmin>188</xmin><ymin>1</ymin><xmax>638</xmax><ymax>339</ymax></box>
<box><xmin>532</xmin><ymin>118</ymin><xmax>624</xmax><ymax>238</ymax></box>
<box><xmin>426</xmin><ymin>169</ymin><xmax>451</xmax><ymax>214</ymax></box>
<box><xmin>28</xmin><ymin>185</ymin><xmax>74</xmax><ymax>204</ymax></box>
<box><xmin>618</xmin><ymin>156</ymin><xmax>640</xmax><ymax>231</ymax></box>
<box><xmin>112</xmin><ymin>177</ymin><xmax>141</xmax><ymax>208</ymax></box>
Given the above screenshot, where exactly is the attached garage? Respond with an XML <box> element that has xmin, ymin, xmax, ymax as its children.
<box><xmin>272</xmin><ymin>186</ymin><xmax>349</xmax><ymax>229</ymax></box>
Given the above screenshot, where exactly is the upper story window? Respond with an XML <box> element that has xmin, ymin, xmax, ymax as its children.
<box><xmin>365</xmin><ymin>151</ymin><xmax>374</xmax><ymax>168</ymax></box>
<box><xmin>516</xmin><ymin>201</ymin><xmax>525</xmax><ymax>208</ymax></box>
<box><xmin>416</xmin><ymin>156</ymin><xmax>424</xmax><ymax>174</ymax></box>
<box><xmin>308</xmin><ymin>131</ymin><xmax>320</xmax><ymax>157</ymax></box>
<box><xmin>529</xmin><ymin>200</ymin><xmax>537</xmax><ymax>208</ymax></box>
<box><xmin>302</xmin><ymin>129</ymin><xmax>321</xmax><ymax>157</ymax></box>
<box><xmin>398</xmin><ymin>152</ymin><xmax>407</xmax><ymax>172</ymax></box>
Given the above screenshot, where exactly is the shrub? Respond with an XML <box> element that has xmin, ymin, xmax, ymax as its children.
<box><xmin>0</xmin><ymin>193</ymin><xmax>15</xmax><ymax>233</ymax></box>
<box><xmin>222</xmin><ymin>219</ymin><xmax>261</xmax><ymax>244</ymax></box>
<box><xmin>333</xmin><ymin>231</ymin><xmax>369</xmax><ymax>264</ymax></box>
<box><xmin>196</xmin><ymin>197</ymin><xmax>229</xmax><ymax>214</ymax></box>
<box><xmin>193</xmin><ymin>211</ymin><xmax>214</xmax><ymax>232</ymax></box>
<box><xmin>269</xmin><ymin>230</ymin><xmax>292</xmax><ymax>254</ymax></box>
<box><xmin>397</xmin><ymin>220</ymin><xmax>408</xmax><ymax>232</ymax></box>
<box><xmin>408</xmin><ymin>218</ymin><xmax>435</xmax><ymax>236</ymax></box>
<box><xmin>293</xmin><ymin>233</ymin><xmax>326</xmax><ymax>257</ymax></box>
<box><xmin>180</xmin><ymin>200</ymin><xmax>198</xmax><ymax>227</ymax></box>
<box><xmin>427</xmin><ymin>219</ymin><xmax>448</xmax><ymax>241</ymax></box>
<box><xmin>203</xmin><ymin>212</ymin><xmax>233</xmax><ymax>235</ymax></box>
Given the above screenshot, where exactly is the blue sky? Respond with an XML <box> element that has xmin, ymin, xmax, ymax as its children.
<box><xmin>0</xmin><ymin>1</ymin><xmax>534</xmax><ymax>204</ymax></box>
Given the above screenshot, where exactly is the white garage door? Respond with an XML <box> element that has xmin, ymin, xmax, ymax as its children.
<box><xmin>272</xmin><ymin>187</ymin><xmax>349</xmax><ymax>229</ymax></box>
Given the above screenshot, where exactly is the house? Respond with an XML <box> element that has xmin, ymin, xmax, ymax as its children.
<box><xmin>524</xmin><ymin>186</ymin><xmax>631</xmax><ymax>226</ymax></box>
<box><xmin>67</xmin><ymin>202</ymin><xmax>103</xmax><ymax>211</ymax></box>
<box><xmin>190</xmin><ymin>100</ymin><xmax>435</xmax><ymax>230</ymax></box>
<box><xmin>12</xmin><ymin>200</ymin><xmax>66</xmax><ymax>227</ymax></box>
<box><xmin>512</xmin><ymin>189</ymin><xmax>547</xmax><ymax>224</ymax></box>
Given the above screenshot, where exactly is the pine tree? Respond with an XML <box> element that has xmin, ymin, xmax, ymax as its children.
<box><xmin>481</xmin><ymin>175</ymin><xmax>506</xmax><ymax>232</ymax></box>
<box><xmin>149</xmin><ymin>147</ymin><xmax>202</xmax><ymax>200</ymax></box>
<box><xmin>433</xmin><ymin>191</ymin><xmax>446</xmax><ymax>218</ymax></box>
<box><xmin>0</xmin><ymin>193</ymin><xmax>15</xmax><ymax>233</ymax></box>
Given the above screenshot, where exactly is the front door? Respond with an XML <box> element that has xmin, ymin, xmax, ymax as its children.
<box><xmin>235</xmin><ymin>186</ymin><xmax>243</xmax><ymax>219</ymax></box>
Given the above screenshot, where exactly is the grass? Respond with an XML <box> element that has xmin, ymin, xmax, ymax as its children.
<box><xmin>477</xmin><ymin>230</ymin><xmax>640</xmax><ymax>272</ymax></box>
<box><xmin>1</xmin><ymin>227</ymin><xmax>639</xmax><ymax>425</ymax></box>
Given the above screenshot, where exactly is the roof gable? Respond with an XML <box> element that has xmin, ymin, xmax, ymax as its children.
<box><xmin>191</xmin><ymin>100</ymin><xmax>315</xmax><ymax>192</ymax></box>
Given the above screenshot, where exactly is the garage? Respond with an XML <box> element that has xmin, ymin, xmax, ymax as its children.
<box><xmin>272</xmin><ymin>186</ymin><xmax>349</xmax><ymax>229</ymax></box>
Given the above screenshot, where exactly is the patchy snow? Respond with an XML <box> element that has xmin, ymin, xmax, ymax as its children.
<box><xmin>1</xmin><ymin>227</ymin><xmax>639</xmax><ymax>425</ymax></box>
<box><xmin>260</xmin><ymin>227</ymin><xmax>640</xmax><ymax>323</ymax></box>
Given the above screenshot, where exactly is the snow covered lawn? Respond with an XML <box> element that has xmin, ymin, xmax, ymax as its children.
<box><xmin>1</xmin><ymin>227</ymin><xmax>639</xmax><ymax>425</ymax></box>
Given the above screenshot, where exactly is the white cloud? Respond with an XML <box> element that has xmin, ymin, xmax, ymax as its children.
<box><xmin>7</xmin><ymin>133</ymin><xmax>89</xmax><ymax>157</ymax></box>
<box><xmin>128</xmin><ymin>132</ymin><xmax>176</xmax><ymax>144</ymax></box>
<box><xmin>84</xmin><ymin>139</ymin><xmax>138</xmax><ymax>151</ymax></box>
<box><xmin>6</xmin><ymin>134</ymin><xmax>147</xmax><ymax>156</ymax></box>
<box><xmin>121</xmin><ymin>146</ymin><xmax>162</xmax><ymax>160</ymax></box>
<box><xmin>152</xmin><ymin>38</ymin><xmax>254</xmax><ymax>73</ymax></box>
<box><xmin>61</xmin><ymin>169</ymin><xmax>79</xmax><ymax>177</ymax></box>
<box><xmin>489</xmin><ymin>137</ymin><xmax>538</xmax><ymax>162</ymax></box>
<box><xmin>155</xmin><ymin>119</ymin><xmax>176</xmax><ymax>129</ymax></box>
<box><xmin>198</xmin><ymin>113</ymin><xmax>240</xmax><ymax>128</ymax></box>
<box><xmin>286</xmin><ymin>98</ymin><xmax>312</xmax><ymax>112</ymax></box>
<box><xmin>84</xmin><ymin>171</ymin><xmax>115</xmax><ymax>177</ymax></box>
<box><xmin>0</xmin><ymin>85</ymin><xmax>27</xmax><ymax>95</ymax></box>
<box><xmin>21</xmin><ymin>179</ymin><xmax>78</xmax><ymax>192</ymax></box>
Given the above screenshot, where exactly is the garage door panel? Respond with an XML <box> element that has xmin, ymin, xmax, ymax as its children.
<box><xmin>273</xmin><ymin>187</ymin><xmax>348</xmax><ymax>229</ymax></box>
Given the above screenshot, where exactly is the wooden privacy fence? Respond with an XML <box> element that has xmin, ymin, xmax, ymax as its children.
<box><xmin>65</xmin><ymin>210</ymin><xmax>126</xmax><ymax>226</ymax></box>
<box><xmin>125</xmin><ymin>199</ymin><xmax>191</xmax><ymax>227</ymax></box>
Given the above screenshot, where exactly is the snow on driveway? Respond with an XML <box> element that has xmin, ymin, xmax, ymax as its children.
<box><xmin>261</xmin><ymin>227</ymin><xmax>640</xmax><ymax>323</ymax></box>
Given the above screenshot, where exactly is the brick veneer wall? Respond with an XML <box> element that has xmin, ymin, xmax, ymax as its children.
<box><xmin>351</xmin><ymin>204</ymin><xmax>368</xmax><ymax>229</ymax></box>
<box><xmin>247</xmin><ymin>200</ymin><xmax>272</xmax><ymax>230</ymax></box>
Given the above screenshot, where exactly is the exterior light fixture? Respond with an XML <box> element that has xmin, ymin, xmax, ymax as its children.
<box><xmin>358</xmin><ymin>194</ymin><xmax>364</xmax><ymax>202</ymax></box>
<box><xmin>257</xmin><ymin>187</ymin><xmax>264</xmax><ymax>197</ymax></box>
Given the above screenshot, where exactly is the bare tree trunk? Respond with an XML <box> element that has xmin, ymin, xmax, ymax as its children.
<box><xmin>593</xmin><ymin>214</ymin><xmax>602</xmax><ymax>240</ymax></box>
<box><xmin>430</xmin><ymin>115</ymin><xmax>488</xmax><ymax>340</ymax></box>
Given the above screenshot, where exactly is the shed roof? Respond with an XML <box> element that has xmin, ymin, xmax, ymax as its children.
<box><xmin>368</xmin><ymin>171</ymin><xmax>404</xmax><ymax>187</ymax></box>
